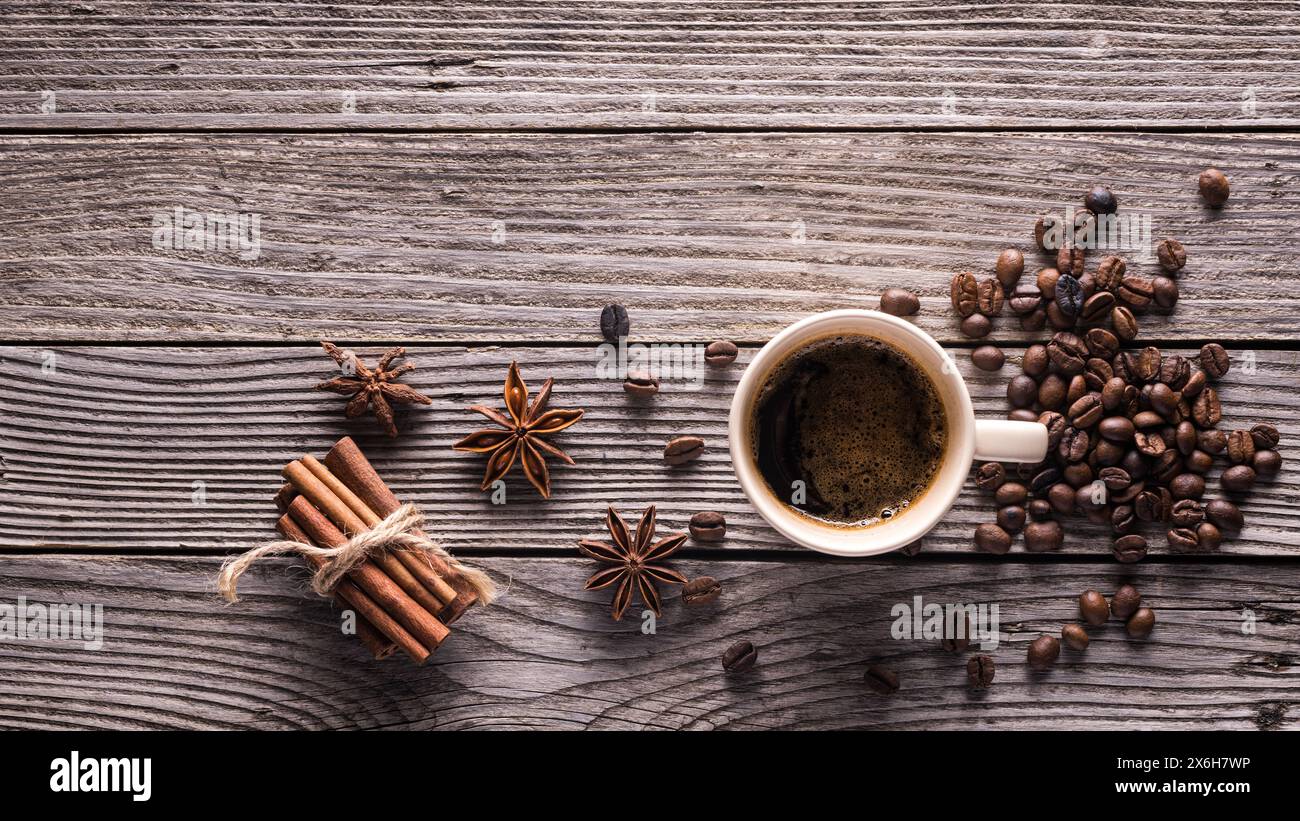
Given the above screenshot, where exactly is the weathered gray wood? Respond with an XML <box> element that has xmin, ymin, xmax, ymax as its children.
<box><xmin>2</xmin><ymin>1</ymin><xmax>1299</xmax><ymax>129</ymax></box>
<box><xmin>3</xmin><ymin>132</ymin><xmax>1298</xmax><ymax>342</ymax></box>
<box><xmin>1</xmin><ymin>345</ymin><xmax>1294</xmax><ymax>556</ymax></box>
<box><xmin>0</xmin><ymin>555</ymin><xmax>1295</xmax><ymax>730</ymax></box>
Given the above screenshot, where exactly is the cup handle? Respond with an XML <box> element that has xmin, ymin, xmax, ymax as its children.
<box><xmin>973</xmin><ymin>420</ymin><xmax>1049</xmax><ymax>463</ymax></box>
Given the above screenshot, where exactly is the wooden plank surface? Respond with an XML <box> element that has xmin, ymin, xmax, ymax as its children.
<box><xmin>3</xmin><ymin>132</ymin><xmax>1298</xmax><ymax>342</ymax></box>
<box><xmin>1</xmin><ymin>554</ymin><xmax>1295</xmax><ymax>730</ymax></box>
<box><xmin>2</xmin><ymin>344</ymin><xmax>1295</xmax><ymax>556</ymax></box>
<box><xmin>2</xmin><ymin>1</ymin><xmax>1299</xmax><ymax>130</ymax></box>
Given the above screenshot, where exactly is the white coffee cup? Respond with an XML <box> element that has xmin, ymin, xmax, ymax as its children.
<box><xmin>728</xmin><ymin>309</ymin><xmax>1049</xmax><ymax>557</ymax></box>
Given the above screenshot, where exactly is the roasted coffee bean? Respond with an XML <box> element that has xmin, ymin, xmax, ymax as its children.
<box><xmin>1058</xmin><ymin>427</ymin><xmax>1089</xmax><ymax>462</ymax></box>
<box><xmin>1192</xmin><ymin>388</ymin><xmax>1222</xmax><ymax>427</ymax></box>
<box><xmin>1094</xmin><ymin>255</ymin><xmax>1126</xmax><ymax>291</ymax></box>
<box><xmin>1024</xmin><ymin>519</ymin><xmax>1064</xmax><ymax>552</ymax></box>
<box><xmin>863</xmin><ymin>664</ymin><xmax>899</xmax><ymax>695</ymax></box>
<box><xmin>1085</xmin><ymin>359</ymin><xmax>1114</xmax><ymax>393</ymax></box>
<box><xmin>950</xmin><ymin>271</ymin><xmax>979</xmax><ymax>317</ymax></box>
<box><xmin>1135</xmin><ymin>489</ymin><xmax>1171</xmax><ymax>522</ymax></box>
<box><xmin>1057</xmin><ymin>245</ymin><xmax>1086</xmax><ymax>277</ymax></box>
<box><xmin>995</xmin><ymin>247</ymin><xmax>1025</xmax><ymax>288</ymax></box>
<box><xmin>1112</xmin><ymin>534</ymin><xmax>1147</xmax><ymax>563</ymax></box>
<box><xmin>1009</xmin><ymin>285</ymin><xmax>1043</xmax><ymax>316</ymax></box>
<box><xmin>1122</xmin><ymin>449</ymin><xmax>1148</xmax><ymax>480</ymax></box>
<box><xmin>1132</xmin><ymin>410</ymin><xmax>1163</xmax><ymax>429</ymax></box>
<box><xmin>1045</xmin><ymin>301</ymin><xmax>1073</xmax><ymax>330</ymax></box>
<box><xmin>1221</xmin><ymin>465</ymin><xmax>1257</xmax><ymax>492</ymax></box>
<box><xmin>1007</xmin><ymin>374</ymin><xmax>1038</xmax><ymax>408</ymax></box>
<box><xmin>1181</xmin><ymin>369</ymin><xmax>1206</xmax><ymax>399</ymax></box>
<box><xmin>1175</xmin><ymin>421</ymin><xmax>1197</xmax><ymax>455</ymax></box>
<box><xmin>704</xmin><ymin>340</ymin><xmax>739</xmax><ymax>366</ymax></box>
<box><xmin>1084</xmin><ymin>329</ymin><xmax>1119</xmax><ymax>361</ymax></box>
<box><xmin>1200</xmin><ymin>343</ymin><xmax>1230</xmax><ymax>378</ymax></box>
<box><xmin>722</xmin><ymin>640</ymin><xmax>758</xmax><ymax>673</ymax></box>
<box><xmin>1027</xmin><ymin>635</ymin><xmax>1061</xmax><ymax>670</ymax></box>
<box><xmin>1047</xmin><ymin>482</ymin><xmax>1076</xmax><ymax>515</ymax></box>
<box><xmin>1198</xmin><ymin>168</ymin><xmax>1230</xmax><ymax>208</ymax></box>
<box><xmin>600</xmin><ymin>303</ymin><xmax>630</xmax><ymax>341</ymax></box>
<box><xmin>1078</xmin><ymin>590</ymin><xmax>1110</xmax><ymax>626</ymax></box>
<box><xmin>1104</xmin><ymin>587</ymin><xmax>1139</xmax><ymax>623</ymax></box>
<box><xmin>1134</xmin><ymin>430</ymin><xmax>1167</xmax><ymax>457</ymax></box>
<box><xmin>1054</xmin><ymin>273</ymin><xmax>1084</xmax><ymax>316</ymax></box>
<box><xmin>1038</xmin><ymin>376</ymin><xmax>1066</xmax><ymax>412</ymax></box>
<box><xmin>1170</xmin><ymin>499</ymin><xmax>1205</xmax><ymax>529</ymax></box>
<box><xmin>1155</xmin><ymin>238</ymin><xmax>1187</xmax><ymax>274</ymax></box>
<box><xmin>1112</xmin><ymin>478</ymin><xmax>1145</xmax><ymax>504</ymax></box>
<box><xmin>997</xmin><ymin>505</ymin><xmax>1027</xmax><ymax>534</ymax></box>
<box><xmin>1118</xmin><ymin>275</ymin><xmax>1154</xmax><ymax>310</ymax></box>
<box><xmin>1197</xmin><ymin>522</ymin><xmax>1223</xmax><ymax>551</ymax></box>
<box><xmin>1254</xmin><ymin>449</ymin><xmax>1282</xmax><ymax>476</ymax></box>
<box><xmin>1206</xmin><ymin>499</ymin><xmax>1244</xmax><ymax>531</ymax></box>
<box><xmin>970</xmin><ymin>345</ymin><xmax>1005</xmax><ymax>372</ymax></box>
<box><xmin>967</xmin><ymin>655</ymin><xmax>995</xmax><ymax>689</ymax></box>
<box><xmin>664</xmin><ymin>435</ymin><xmax>705</xmax><ymax>465</ymax></box>
<box><xmin>1227</xmin><ymin>429</ymin><xmax>1255</xmax><ymax>464</ymax></box>
<box><xmin>1152</xmin><ymin>450</ymin><xmax>1183</xmax><ymax>484</ymax></box>
<box><xmin>960</xmin><ymin>313</ymin><xmax>992</xmax><ymax>338</ymax></box>
<box><xmin>1171</xmin><ymin>472</ymin><xmax>1205</xmax><ymax>502</ymax></box>
<box><xmin>1019</xmin><ymin>345</ymin><xmax>1048</xmax><ymax>379</ymax></box>
<box><xmin>1009</xmin><ymin>409</ymin><xmax>1039</xmax><ymax>423</ymax></box>
<box><xmin>1030</xmin><ymin>465</ymin><xmax>1061</xmax><ymax>493</ymax></box>
<box><xmin>994</xmin><ymin>482</ymin><xmax>1028</xmax><ymax>507</ymax></box>
<box><xmin>623</xmin><ymin>369</ymin><xmax>661</xmax><ymax>396</ymax></box>
<box><xmin>1063</xmin><ymin>461</ymin><xmax>1094</xmax><ymax>488</ymax></box>
<box><xmin>1101</xmin><ymin>378</ymin><xmax>1127</xmax><ymax>412</ymax></box>
<box><xmin>1158</xmin><ymin>355</ymin><xmax>1190</xmax><ymax>390</ymax></box>
<box><xmin>1097</xmin><ymin>416</ymin><xmax>1135</xmax><ymax>445</ymax></box>
<box><xmin>1099</xmin><ymin>466</ymin><xmax>1131</xmax><ymax>491</ymax></box>
<box><xmin>1085</xmin><ymin>185</ymin><xmax>1118</xmax><ymax>214</ymax></box>
<box><xmin>879</xmin><ymin>288</ymin><xmax>920</xmax><ymax>317</ymax></box>
<box><xmin>1250</xmin><ymin>423</ymin><xmax>1280</xmax><ymax>450</ymax></box>
<box><xmin>1037</xmin><ymin>267</ymin><xmax>1061</xmax><ymax>299</ymax></box>
<box><xmin>1185</xmin><ymin>449</ymin><xmax>1214</xmax><ymax>474</ymax></box>
<box><xmin>1038</xmin><ymin>413</ymin><xmax>1066</xmax><ymax>450</ymax></box>
<box><xmin>1112</xmin><ymin>504</ymin><xmax>1137</xmax><ymax>534</ymax></box>
<box><xmin>1152</xmin><ymin>276</ymin><xmax>1180</xmax><ymax>310</ymax></box>
<box><xmin>1061</xmin><ymin>623</ymin><xmax>1090</xmax><ymax>651</ymax></box>
<box><xmin>1065</xmin><ymin>375</ymin><xmax>1088</xmax><ymax>407</ymax></box>
<box><xmin>689</xmin><ymin>511</ymin><xmax>727</xmax><ymax>542</ymax></box>
<box><xmin>975</xmin><ymin>461</ymin><xmax>1006</xmax><ymax>491</ymax></box>
<box><xmin>1149</xmin><ymin>383</ymin><xmax>1179</xmax><ymax>417</ymax></box>
<box><xmin>1068</xmin><ymin>393</ymin><xmax>1104</xmax><ymax>428</ymax></box>
<box><xmin>1078</xmin><ymin>291</ymin><xmax>1115</xmax><ymax>324</ymax></box>
<box><xmin>1167</xmin><ymin>527</ymin><xmax>1198</xmax><ymax>551</ymax></box>
<box><xmin>1034</xmin><ymin>216</ymin><xmax>1052</xmax><ymax>251</ymax></box>
<box><xmin>1134</xmin><ymin>347</ymin><xmax>1161</xmax><ymax>382</ymax></box>
<box><xmin>1111</xmin><ymin>305</ymin><xmax>1139</xmax><ymax>341</ymax></box>
<box><xmin>1199</xmin><ymin>429</ymin><xmax>1227</xmax><ymax>454</ymax></box>
<box><xmin>1127</xmin><ymin>608</ymin><xmax>1156</xmax><ymax>638</ymax></box>
<box><xmin>974</xmin><ymin>523</ymin><xmax>1012</xmax><ymax>554</ymax></box>
<box><xmin>1028</xmin><ymin>498</ymin><xmax>1053</xmax><ymax>521</ymax></box>
<box><xmin>1074</xmin><ymin>484</ymin><xmax>1103</xmax><ymax>512</ymax></box>
<box><xmin>1048</xmin><ymin>332</ymin><xmax>1088</xmax><ymax>374</ymax></box>
<box><xmin>976</xmin><ymin>278</ymin><xmax>1004</xmax><ymax>315</ymax></box>
<box><xmin>682</xmin><ymin>576</ymin><xmax>722</xmax><ymax>605</ymax></box>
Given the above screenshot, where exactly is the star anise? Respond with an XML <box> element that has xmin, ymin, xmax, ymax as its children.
<box><xmin>452</xmin><ymin>361</ymin><xmax>583</xmax><ymax>498</ymax></box>
<box><xmin>315</xmin><ymin>341</ymin><xmax>432</xmax><ymax>438</ymax></box>
<box><xmin>579</xmin><ymin>505</ymin><xmax>688</xmax><ymax>621</ymax></box>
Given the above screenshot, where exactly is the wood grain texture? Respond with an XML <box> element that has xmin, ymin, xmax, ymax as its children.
<box><xmin>3</xmin><ymin>132</ymin><xmax>1299</xmax><ymax>342</ymax></box>
<box><xmin>2</xmin><ymin>345</ymin><xmax>1295</xmax><ymax>556</ymax></box>
<box><xmin>2</xmin><ymin>1</ymin><xmax>1299</xmax><ymax>129</ymax></box>
<box><xmin>1</xmin><ymin>554</ymin><xmax>1295</xmax><ymax>730</ymax></box>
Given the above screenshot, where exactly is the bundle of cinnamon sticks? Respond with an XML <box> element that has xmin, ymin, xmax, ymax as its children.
<box><xmin>274</xmin><ymin>437</ymin><xmax>478</xmax><ymax>663</ymax></box>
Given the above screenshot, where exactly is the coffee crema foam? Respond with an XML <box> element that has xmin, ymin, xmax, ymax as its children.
<box><xmin>751</xmin><ymin>335</ymin><xmax>948</xmax><ymax>528</ymax></box>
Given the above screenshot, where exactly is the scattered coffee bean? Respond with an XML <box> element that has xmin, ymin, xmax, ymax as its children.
<box><xmin>600</xmin><ymin>303</ymin><xmax>630</xmax><ymax>342</ymax></box>
<box><xmin>976</xmin><ymin>278</ymin><xmax>1004</xmax><ymax>315</ymax></box>
<box><xmin>995</xmin><ymin>247</ymin><xmax>1025</xmax><ymax>288</ymax></box>
<box><xmin>1126</xmin><ymin>608</ymin><xmax>1156</xmax><ymax>638</ymax></box>
<box><xmin>1135</xmin><ymin>488</ymin><xmax>1171</xmax><ymax>522</ymax></box>
<box><xmin>722</xmin><ymin>640</ymin><xmax>758</xmax><ymax>673</ymax></box>
<box><xmin>1007</xmin><ymin>375</ymin><xmax>1038</xmax><ymax>408</ymax></box>
<box><xmin>1181</xmin><ymin>369</ymin><xmax>1206</xmax><ymax>398</ymax></box>
<box><xmin>879</xmin><ymin>288</ymin><xmax>920</xmax><ymax>317</ymax></box>
<box><xmin>1198</xmin><ymin>168</ymin><xmax>1230</xmax><ymax>208</ymax></box>
<box><xmin>976</xmin><ymin>461</ymin><xmax>1006</xmax><ymax>491</ymax></box>
<box><xmin>1199</xmin><ymin>429</ymin><xmax>1228</xmax><ymax>454</ymax></box>
<box><xmin>1061</xmin><ymin>623</ymin><xmax>1090</xmax><ymax>651</ymax></box>
<box><xmin>1227</xmin><ymin>430</ymin><xmax>1255</xmax><ymax>464</ymax></box>
<box><xmin>682</xmin><ymin>576</ymin><xmax>722</xmax><ymax>606</ymax></box>
<box><xmin>1024</xmin><ymin>520</ymin><xmax>1064</xmax><ymax>552</ymax></box>
<box><xmin>1185</xmin><ymin>449</ymin><xmax>1214</xmax><ymax>474</ymax></box>
<box><xmin>664</xmin><ymin>435</ymin><xmax>705</xmax><ymax>465</ymax></box>
<box><xmin>1205</xmin><ymin>499</ymin><xmax>1244</xmax><ymax>531</ymax></box>
<box><xmin>1154</xmin><ymin>238</ymin><xmax>1187</xmax><ymax>274</ymax></box>
<box><xmin>972</xmin><ymin>345</ymin><xmax>1005</xmax><ymax>371</ymax></box>
<box><xmin>1028</xmin><ymin>499</ymin><xmax>1053</xmax><ymax>521</ymax></box>
<box><xmin>1170</xmin><ymin>473</ymin><xmax>1205</xmax><ymax>500</ymax></box>
<box><xmin>1152</xmin><ymin>276</ymin><xmax>1180</xmax><ymax>310</ymax></box>
<box><xmin>1055</xmin><ymin>273</ymin><xmax>1084</xmax><ymax>316</ymax></box>
<box><xmin>974</xmin><ymin>523</ymin><xmax>1012</xmax><ymax>554</ymax></box>
<box><xmin>863</xmin><ymin>664</ymin><xmax>899</xmax><ymax>695</ymax></box>
<box><xmin>960</xmin><ymin>313</ymin><xmax>990</xmax><ymax>338</ymax></box>
<box><xmin>1254</xmin><ymin>449</ymin><xmax>1282</xmax><ymax>476</ymax></box>
<box><xmin>704</xmin><ymin>340</ymin><xmax>739</xmax><ymax>366</ymax></box>
<box><xmin>1085</xmin><ymin>185</ymin><xmax>1118</xmax><ymax>214</ymax></box>
<box><xmin>1037</xmin><ymin>267</ymin><xmax>1060</xmax><ymax>299</ymax></box>
<box><xmin>1221</xmin><ymin>464</ymin><xmax>1257</xmax><ymax>492</ymax></box>
<box><xmin>1111</xmin><ymin>305</ymin><xmax>1139</xmax><ymax>341</ymax></box>
<box><xmin>997</xmin><ymin>505</ymin><xmax>1027</xmax><ymax>534</ymax></box>
<box><xmin>1107</xmin><ymin>588</ymin><xmax>1140</xmax><ymax>624</ymax></box>
<box><xmin>1038</xmin><ymin>374</ymin><xmax>1067</xmax><ymax>409</ymax></box>
<box><xmin>1008</xmin><ymin>408</ymin><xmax>1039</xmax><ymax>423</ymax></box>
<box><xmin>967</xmin><ymin>655</ymin><xmax>995</xmax><ymax>689</ymax></box>
<box><xmin>1169</xmin><ymin>499</ymin><xmax>1205</xmax><ymax>529</ymax></box>
<box><xmin>623</xmin><ymin>369</ymin><xmax>660</xmax><ymax>396</ymax></box>
<box><xmin>1197</xmin><ymin>521</ymin><xmax>1223</xmax><ymax>550</ymax></box>
<box><xmin>1068</xmin><ymin>393</ymin><xmax>1104</xmax><ymax>428</ymax></box>
<box><xmin>1200</xmin><ymin>343</ymin><xmax>1230</xmax><ymax>379</ymax></box>
<box><xmin>1094</xmin><ymin>255</ymin><xmax>1125</xmax><ymax>291</ymax></box>
<box><xmin>1079</xmin><ymin>590</ymin><xmax>1110</xmax><ymax>625</ymax></box>
<box><xmin>1080</xmin><ymin>291</ymin><xmax>1115</xmax><ymax>324</ymax></box>
<box><xmin>1057</xmin><ymin>246</ymin><xmax>1085</xmax><ymax>277</ymax></box>
<box><xmin>1192</xmin><ymin>388</ymin><xmax>1221</xmax><ymax>427</ymax></box>
<box><xmin>1009</xmin><ymin>284</ymin><xmax>1042</xmax><ymax>316</ymax></box>
<box><xmin>1250</xmin><ymin>423</ymin><xmax>1280</xmax><ymax>450</ymax></box>
<box><xmin>1167</xmin><ymin>527</ymin><xmax>1199</xmax><ymax>551</ymax></box>
<box><xmin>1118</xmin><ymin>275</ymin><xmax>1154</xmax><ymax>310</ymax></box>
<box><xmin>689</xmin><ymin>511</ymin><xmax>727</xmax><ymax>542</ymax></box>
<box><xmin>1112</xmin><ymin>534</ymin><xmax>1148</xmax><ymax>563</ymax></box>
<box><xmin>1027</xmin><ymin>635</ymin><xmax>1061</xmax><ymax>670</ymax></box>
<box><xmin>950</xmin><ymin>272</ymin><xmax>979</xmax><ymax>317</ymax></box>
<box><xmin>994</xmin><ymin>482</ymin><xmax>1028</xmax><ymax>507</ymax></box>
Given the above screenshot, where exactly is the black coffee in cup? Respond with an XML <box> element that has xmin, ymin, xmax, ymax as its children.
<box><xmin>750</xmin><ymin>335</ymin><xmax>948</xmax><ymax>526</ymax></box>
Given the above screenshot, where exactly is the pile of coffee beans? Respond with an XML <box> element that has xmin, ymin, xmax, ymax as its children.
<box><xmin>1028</xmin><ymin>584</ymin><xmax>1153</xmax><ymax>669</ymax></box>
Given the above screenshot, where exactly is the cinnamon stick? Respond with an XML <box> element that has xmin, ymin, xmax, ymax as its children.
<box><xmin>287</xmin><ymin>496</ymin><xmax>448</xmax><ymax>658</ymax></box>
<box><xmin>277</xmin><ymin>516</ymin><xmax>398</xmax><ymax>661</ymax></box>
<box><xmin>301</xmin><ymin>455</ymin><xmax>459</xmax><ymax>607</ymax></box>
<box><xmin>325</xmin><ymin>437</ymin><xmax>478</xmax><ymax>622</ymax></box>
<box><xmin>283</xmin><ymin>460</ymin><xmax>449</xmax><ymax>619</ymax></box>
